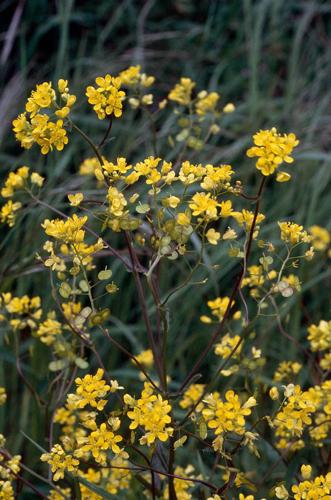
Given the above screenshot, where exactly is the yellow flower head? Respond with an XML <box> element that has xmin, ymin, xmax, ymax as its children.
<box><xmin>179</xmin><ymin>384</ymin><xmax>205</xmax><ymax>412</ymax></box>
<box><xmin>307</xmin><ymin>320</ymin><xmax>331</xmax><ymax>352</ymax></box>
<box><xmin>168</xmin><ymin>77</ymin><xmax>195</xmax><ymax>106</ymax></box>
<box><xmin>247</xmin><ymin>127</ymin><xmax>299</xmax><ymax>176</ymax></box>
<box><xmin>278</xmin><ymin>221</ymin><xmax>311</xmax><ymax>245</ymax></box>
<box><xmin>189</xmin><ymin>192</ymin><xmax>218</xmax><ymax>219</ymax></box>
<box><xmin>13</xmin><ymin>80</ymin><xmax>75</xmax><ymax>153</ymax></box>
<box><xmin>309</xmin><ymin>225</ymin><xmax>330</xmax><ymax>251</ymax></box>
<box><xmin>195</xmin><ymin>91</ymin><xmax>219</xmax><ymax>115</ymax></box>
<box><xmin>86</xmin><ymin>74</ymin><xmax>125</xmax><ymax>119</ymax></box>
<box><xmin>125</xmin><ymin>383</ymin><xmax>173</xmax><ymax>446</ymax></box>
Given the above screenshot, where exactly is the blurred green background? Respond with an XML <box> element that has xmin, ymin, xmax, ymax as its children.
<box><xmin>0</xmin><ymin>0</ymin><xmax>330</xmax><ymax>496</ymax></box>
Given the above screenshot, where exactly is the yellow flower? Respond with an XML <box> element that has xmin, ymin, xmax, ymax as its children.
<box><xmin>276</xmin><ymin>171</ymin><xmax>291</xmax><ymax>182</ymax></box>
<box><xmin>31</xmin><ymin>115</ymin><xmax>68</xmax><ymax>154</ymax></box>
<box><xmin>215</xmin><ymin>334</ymin><xmax>242</xmax><ymax>359</ymax></box>
<box><xmin>301</xmin><ymin>465</ymin><xmax>312</xmax><ymax>480</ymax></box>
<box><xmin>168</xmin><ymin>77</ymin><xmax>195</xmax><ymax>105</ymax></box>
<box><xmin>119</xmin><ymin>65</ymin><xmax>154</xmax><ymax>88</ymax></box>
<box><xmin>31</xmin><ymin>172</ymin><xmax>44</xmax><ymax>187</ymax></box>
<box><xmin>102</xmin><ymin>157</ymin><xmax>132</xmax><ymax>180</ymax></box>
<box><xmin>141</xmin><ymin>94</ymin><xmax>153</xmax><ymax>105</ymax></box>
<box><xmin>309</xmin><ymin>225</ymin><xmax>330</xmax><ymax>251</ymax></box>
<box><xmin>177</xmin><ymin>213</ymin><xmax>191</xmax><ymax>226</ymax></box>
<box><xmin>68</xmin><ymin>369</ymin><xmax>111</xmax><ymax>411</ymax></box>
<box><xmin>134</xmin><ymin>349</ymin><xmax>154</xmax><ymax>368</ymax></box>
<box><xmin>1</xmin><ymin>166</ymin><xmax>29</xmax><ymax>198</ymax></box>
<box><xmin>195</xmin><ymin>91</ymin><xmax>219</xmax><ymax>115</ymax></box>
<box><xmin>119</xmin><ymin>65</ymin><xmax>141</xmax><ymax>86</ymax></box>
<box><xmin>126</xmin><ymin>383</ymin><xmax>173</xmax><ymax>445</ymax></box>
<box><xmin>269</xmin><ymin>387</ymin><xmax>279</xmax><ymax>400</ymax></box>
<box><xmin>223</xmin><ymin>227</ymin><xmax>237</xmax><ymax>240</ymax></box>
<box><xmin>223</xmin><ymin>102</ymin><xmax>235</xmax><ymax>113</ymax></box>
<box><xmin>13</xmin><ymin>80</ymin><xmax>75</xmax><ymax>154</ymax></box>
<box><xmin>320</xmin><ymin>352</ymin><xmax>331</xmax><ymax>371</ymax></box>
<box><xmin>179</xmin><ymin>160</ymin><xmax>205</xmax><ymax>185</ymax></box>
<box><xmin>163</xmin><ymin>465</ymin><xmax>195</xmax><ymax>499</ymax></box>
<box><xmin>79</xmin><ymin>157</ymin><xmax>103</xmax><ymax>176</ymax></box>
<box><xmin>206</xmin><ymin>228</ymin><xmax>221</xmax><ymax>245</ymax></box>
<box><xmin>0</xmin><ymin>201</ymin><xmax>22</xmax><ymax>227</ymax></box>
<box><xmin>274</xmin><ymin>385</ymin><xmax>318</xmax><ymax>445</ymax></box>
<box><xmin>41</xmin><ymin>444</ymin><xmax>79</xmax><ymax>481</ymax></box>
<box><xmin>307</xmin><ymin>320</ymin><xmax>331</xmax><ymax>352</ymax></box>
<box><xmin>273</xmin><ymin>361</ymin><xmax>302</xmax><ymax>382</ymax></box>
<box><xmin>219</xmin><ymin>200</ymin><xmax>233</xmax><ymax>217</ymax></box>
<box><xmin>291</xmin><ymin>472</ymin><xmax>331</xmax><ymax>499</ymax></box>
<box><xmin>200</xmin><ymin>315</ymin><xmax>212</xmax><ymax>324</ymax></box>
<box><xmin>189</xmin><ymin>192</ymin><xmax>218</xmax><ymax>219</ymax></box>
<box><xmin>278</xmin><ymin>221</ymin><xmax>311</xmax><ymax>245</ymax></box>
<box><xmin>107</xmin><ymin>187</ymin><xmax>127</xmax><ymax>217</ymax></box>
<box><xmin>179</xmin><ymin>384</ymin><xmax>205</xmax><ymax>412</ymax></box>
<box><xmin>203</xmin><ymin>390</ymin><xmax>256</xmax><ymax>437</ymax></box>
<box><xmin>86</xmin><ymin>75</ymin><xmax>125</xmax><ymax>119</ymax></box>
<box><xmin>42</xmin><ymin>214</ymin><xmax>87</xmax><ymax>244</ymax></box>
<box><xmin>76</xmin><ymin>423</ymin><xmax>123</xmax><ymax>464</ymax></box>
<box><xmin>232</xmin><ymin>209</ymin><xmax>265</xmax><ymax>231</ymax></box>
<box><xmin>68</xmin><ymin>193</ymin><xmax>84</xmax><ymax>206</ymax></box>
<box><xmin>36</xmin><ymin>316</ymin><xmax>62</xmax><ymax>345</ymax></box>
<box><xmin>0</xmin><ymin>480</ymin><xmax>15</xmax><ymax>498</ymax></box>
<box><xmin>247</xmin><ymin>128</ymin><xmax>299</xmax><ymax>176</ymax></box>
<box><xmin>200</xmin><ymin>164</ymin><xmax>234</xmax><ymax>190</ymax></box>
<box><xmin>207</xmin><ymin>296</ymin><xmax>231</xmax><ymax>321</ymax></box>
<box><xmin>275</xmin><ymin>485</ymin><xmax>289</xmax><ymax>499</ymax></box>
<box><xmin>162</xmin><ymin>196</ymin><xmax>180</xmax><ymax>209</ymax></box>
<box><xmin>25</xmin><ymin>82</ymin><xmax>55</xmax><ymax>116</ymax></box>
<box><xmin>0</xmin><ymin>387</ymin><xmax>7</xmax><ymax>406</ymax></box>
<box><xmin>57</xmin><ymin>79</ymin><xmax>68</xmax><ymax>93</ymax></box>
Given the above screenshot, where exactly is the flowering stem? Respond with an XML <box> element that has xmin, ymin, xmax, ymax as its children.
<box><xmin>27</xmin><ymin>190</ymin><xmax>137</xmax><ymax>272</ymax></box>
<box><xmin>178</xmin><ymin>176</ymin><xmax>266</xmax><ymax>392</ymax></box>
<box><xmin>124</xmin><ymin>231</ymin><xmax>165</xmax><ymax>389</ymax></box>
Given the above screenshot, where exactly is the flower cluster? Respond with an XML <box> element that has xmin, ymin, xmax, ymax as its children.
<box><xmin>0</xmin><ymin>438</ymin><xmax>21</xmax><ymax>500</ymax></box>
<box><xmin>246</xmin><ymin>127</ymin><xmax>299</xmax><ymax>176</ymax></box>
<box><xmin>86</xmin><ymin>75</ymin><xmax>125</xmax><ymax>119</ymax></box>
<box><xmin>202</xmin><ymin>391</ymin><xmax>256</xmax><ymax>450</ymax></box>
<box><xmin>12</xmin><ymin>80</ymin><xmax>76</xmax><ymax>153</ymax></box>
<box><xmin>125</xmin><ymin>382</ymin><xmax>173</xmax><ymax>445</ymax></box>
<box><xmin>40</xmin><ymin>444</ymin><xmax>79</xmax><ymax>481</ymax></box>
<box><xmin>272</xmin><ymin>382</ymin><xmax>331</xmax><ymax>450</ymax></box>
<box><xmin>119</xmin><ymin>65</ymin><xmax>155</xmax><ymax>109</ymax></box>
<box><xmin>278</xmin><ymin>221</ymin><xmax>311</xmax><ymax>245</ymax></box>
<box><xmin>69</xmin><ymin>369</ymin><xmax>111</xmax><ymax>410</ymax></box>
<box><xmin>0</xmin><ymin>293</ymin><xmax>41</xmax><ymax>330</ymax></box>
<box><xmin>0</xmin><ymin>165</ymin><xmax>44</xmax><ymax>226</ymax></box>
<box><xmin>179</xmin><ymin>384</ymin><xmax>205</xmax><ymax>412</ymax></box>
<box><xmin>277</xmin><ymin>468</ymin><xmax>331</xmax><ymax>500</ymax></box>
<box><xmin>307</xmin><ymin>320</ymin><xmax>331</xmax><ymax>352</ymax></box>
<box><xmin>41</xmin><ymin>369</ymin><xmax>126</xmax><ymax>481</ymax></box>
